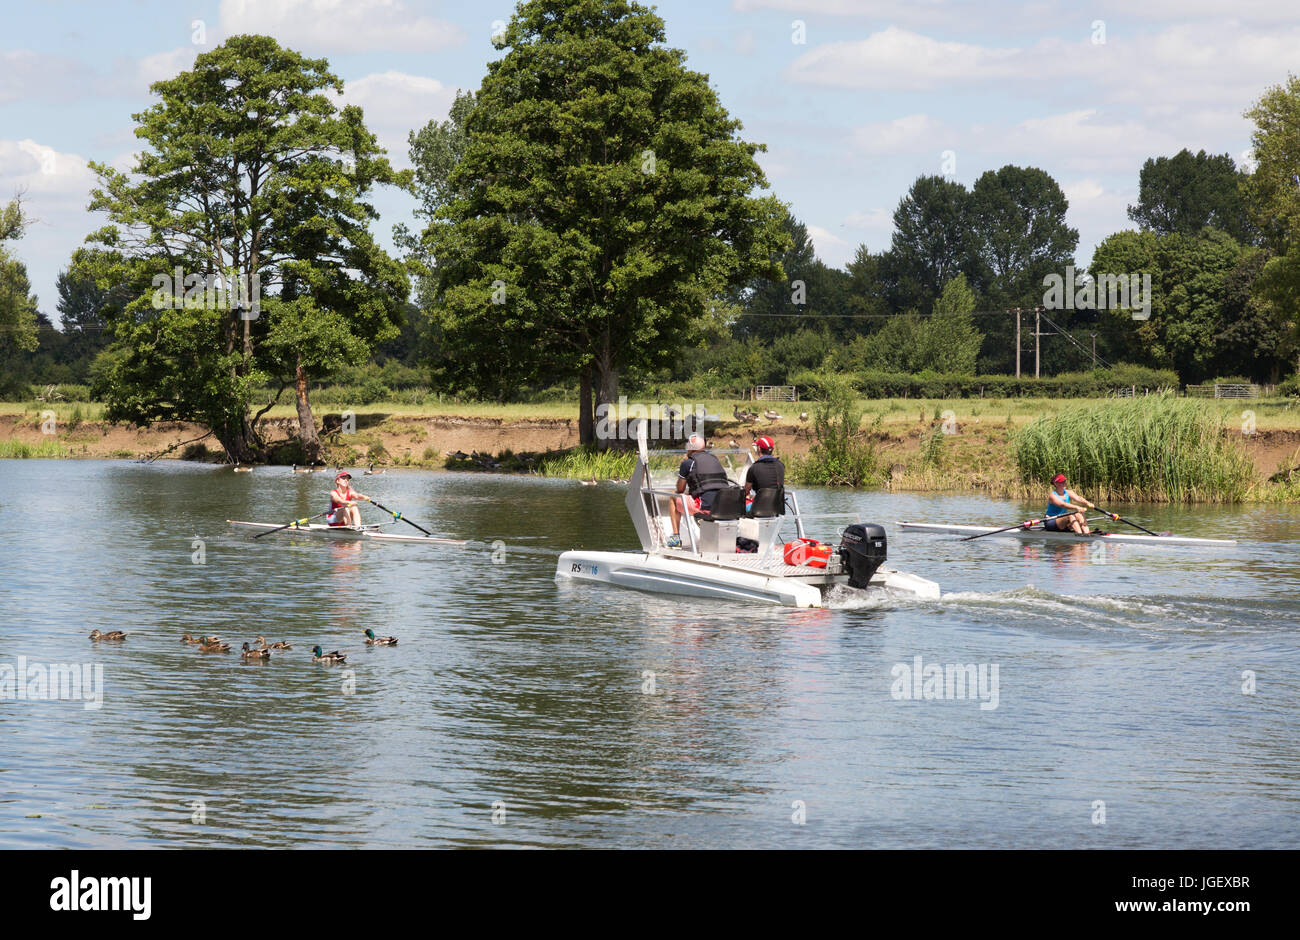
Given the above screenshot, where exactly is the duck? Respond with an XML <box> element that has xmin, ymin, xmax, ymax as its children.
<box><xmin>799</xmin><ymin>412</ymin><xmax>809</xmax><ymax>424</ymax></box>
<box><xmin>763</xmin><ymin>409</ymin><xmax>782</xmax><ymax>421</ymax></box>
<box><xmin>364</xmin><ymin>463</ymin><xmax>385</xmax><ymax>475</ymax></box>
<box><xmin>291</xmin><ymin>464</ymin><xmax>311</xmax><ymax>473</ymax></box>
<box><xmin>728</xmin><ymin>439</ymin><xmax>739</xmax><ymax>448</ymax></box>
<box><xmin>241</xmin><ymin>642</ymin><xmax>271</xmax><ymax>660</ymax></box>
<box><xmin>180</xmin><ymin>633</ymin><xmax>202</xmax><ymax>644</ymax></box>
<box><xmin>364</xmin><ymin>629</ymin><xmax>398</xmax><ymax>646</ymax></box>
<box><xmin>255</xmin><ymin>635</ymin><xmax>292</xmax><ymax>650</ymax></box>
<box><xmin>198</xmin><ymin>637</ymin><xmax>231</xmax><ymax>653</ymax></box>
<box><xmin>312</xmin><ymin>646</ymin><xmax>347</xmax><ymax>665</ymax></box>
<box><xmin>233</xmin><ymin>464</ymin><xmax>251</xmax><ymax>473</ymax></box>
<box><xmin>580</xmin><ymin>477</ymin><xmax>598</xmax><ymax>486</ymax></box>
<box><xmin>89</xmin><ymin>630</ymin><xmax>127</xmax><ymax>641</ymax></box>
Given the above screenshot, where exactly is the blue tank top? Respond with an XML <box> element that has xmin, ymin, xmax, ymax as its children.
<box><xmin>1045</xmin><ymin>490</ymin><xmax>1070</xmax><ymax>517</ymax></box>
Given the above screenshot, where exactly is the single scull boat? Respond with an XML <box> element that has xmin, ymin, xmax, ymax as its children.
<box><xmin>898</xmin><ymin>521</ymin><xmax>1236</xmax><ymax>546</ymax></box>
<box><xmin>228</xmin><ymin>520</ymin><xmax>469</xmax><ymax>546</ymax></box>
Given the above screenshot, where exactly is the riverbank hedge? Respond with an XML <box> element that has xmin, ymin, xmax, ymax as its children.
<box><xmin>788</xmin><ymin>365</ymin><xmax>1178</xmax><ymax>400</ymax></box>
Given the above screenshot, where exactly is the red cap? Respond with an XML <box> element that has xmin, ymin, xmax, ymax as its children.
<box><xmin>335</xmin><ymin>471</ymin><xmax>352</xmax><ymax>481</ymax></box>
<box><xmin>1052</xmin><ymin>473</ymin><xmax>1067</xmax><ymax>484</ymax></box>
<box><xmin>754</xmin><ymin>436</ymin><xmax>774</xmax><ymax>452</ymax></box>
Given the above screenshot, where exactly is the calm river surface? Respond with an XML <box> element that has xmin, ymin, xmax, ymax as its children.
<box><xmin>1</xmin><ymin>459</ymin><xmax>1297</xmax><ymax>848</ymax></box>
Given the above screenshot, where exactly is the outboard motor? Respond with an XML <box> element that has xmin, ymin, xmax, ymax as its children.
<box><xmin>839</xmin><ymin>523</ymin><xmax>887</xmax><ymax>589</ymax></box>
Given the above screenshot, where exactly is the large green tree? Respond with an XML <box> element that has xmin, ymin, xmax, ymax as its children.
<box><xmin>1246</xmin><ymin>74</ymin><xmax>1300</xmax><ymax>372</ymax></box>
<box><xmin>424</xmin><ymin>0</ymin><xmax>787</xmax><ymax>442</ymax></box>
<box><xmin>1127</xmin><ymin>148</ymin><xmax>1257</xmax><ymax>244</ymax></box>
<box><xmin>0</xmin><ymin>199</ymin><xmax>40</xmax><ymax>395</ymax></box>
<box><xmin>885</xmin><ymin>175</ymin><xmax>971</xmax><ymax>313</ymax></box>
<box><xmin>1090</xmin><ymin>228</ymin><xmax>1275</xmax><ymax>383</ymax></box>
<box><xmin>77</xmin><ymin>34</ymin><xmax>409</xmax><ymax>461</ymax></box>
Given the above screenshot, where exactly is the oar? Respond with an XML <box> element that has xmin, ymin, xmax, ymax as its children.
<box><xmin>366</xmin><ymin>499</ymin><xmax>437</xmax><ymax>538</ymax></box>
<box><xmin>254</xmin><ymin>510</ymin><xmax>330</xmax><ymax>539</ymax></box>
<box><xmin>961</xmin><ymin>517</ymin><xmax>1050</xmax><ymax>540</ymax></box>
<box><xmin>1092</xmin><ymin>505</ymin><xmax>1165</xmax><ymax>538</ymax></box>
<box><xmin>959</xmin><ymin>507</ymin><xmax>1091</xmax><ymax>541</ymax></box>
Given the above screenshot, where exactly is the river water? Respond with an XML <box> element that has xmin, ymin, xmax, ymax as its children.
<box><xmin>1</xmin><ymin>459</ymin><xmax>1296</xmax><ymax>848</ymax></box>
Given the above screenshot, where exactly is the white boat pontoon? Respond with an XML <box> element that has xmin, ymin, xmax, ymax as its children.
<box><xmin>556</xmin><ymin>426</ymin><xmax>941</xmax><ymax>608</ymax></box>
<box><xmin>898</xmin><ymin>521</ymin><xmax>1236</xmax><ymax>546</ymax></box>
<box><xmin>228</xmin><ymin>520</ymin><xmax>468</xmax><ymax>546</ymax></box>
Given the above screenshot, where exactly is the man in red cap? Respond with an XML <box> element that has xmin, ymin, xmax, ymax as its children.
<box><xmin>327</xmin><ymin>470</ymin><xmax>372</xmax><ymax>527</ymax></box>
<box><xmin>742</xmin><ymin>436</ymin><xmax>785</xmax><ymax>512</ymax></box>
<box><xmin>1043</xmin><ymin>472</ymin><xmax>1097</xmax><ymax>533</ymax></box>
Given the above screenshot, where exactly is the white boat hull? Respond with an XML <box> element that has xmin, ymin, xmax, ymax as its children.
<box><xmin>228</xmin><ymin>520</ymin><xmax>467</xmax><ymax>545</ymax></box>
<box><xmin>898</xmin><ymin>521</ymin><xmax>1236</xmax><ymax>546</ymax></box>
<box><xmin>556</xmin><ymin>550</ymin><xmax>940</xmax><ymax>608</ymax></box>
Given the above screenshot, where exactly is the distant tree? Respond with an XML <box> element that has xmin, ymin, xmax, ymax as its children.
<box><xmin>1127</xmin><ymin>149</ymin><xmax>1257</xmax><ymax>244</ymax></box>
<box><xmin>1091</xmin><ymin>228</ymin><xmax>1273</xmax><ymax>384</ymax></box>
<box><xmin>733</xmin><ymin>210</ymin><xmax>818</xmax><ymax>342</ymax></box>
<box><xmin>925</xmin><ymin>274</ymin><xmax>983</xmax><ymax>374</ymax></box>
<box><xmin>399</xmin><ymin>89</ymin><xmax>477</xmax><ymax>312</ymax></box>
<box><xmin>54</xmin><ymin>269</ymin><xmax>116</xmax><ymax>368</ymax></box>
<box><xmin>886</xmin><ymin>175</ymin><xmax>972</xmax><ymax>313</ymax></box>
<box><xmin>968</xmin><ymin>165</ymin><xmax>1078</xmax><ymax>308</ymax></box>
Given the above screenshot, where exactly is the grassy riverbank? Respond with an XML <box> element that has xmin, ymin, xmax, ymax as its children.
<box><xmin>2</xmin><ymin>394</ymin><xmax>1298</xmax><ymax>501</ymax></box>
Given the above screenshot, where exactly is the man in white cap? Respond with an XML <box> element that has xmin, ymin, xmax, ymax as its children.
<box><xmin>327</xmin><ymin>470</ymin><xmax>372</xmax><ymax>527</ymax></box>
<box><xmin>667</xmin><ymin>434</ymin><xmax>730</xmax><ymax>548</ymax></box>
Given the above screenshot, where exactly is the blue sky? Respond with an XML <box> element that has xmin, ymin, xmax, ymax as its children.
<box><xmin>3</xmin><ymin>0</ymin><xmax>1296</xmax><ymax>324</ymax></box>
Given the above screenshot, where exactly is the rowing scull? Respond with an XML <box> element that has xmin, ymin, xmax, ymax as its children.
<box><xmin>228</xmin><ymin>520</ymin><xmax>468</xmax><ymax>546</ymax></box>
<box><xmin>897</xmin><ymin>521</ymin><xmax>1236</xmax><ymax>546</ymax></box>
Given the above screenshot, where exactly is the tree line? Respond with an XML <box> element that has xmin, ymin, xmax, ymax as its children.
<box><xmin>2</xmin><ymin>0</ymin><xmax>1299</xmax><ymax>460</ymax></box>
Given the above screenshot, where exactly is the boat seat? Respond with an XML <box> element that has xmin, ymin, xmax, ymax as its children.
<box><xmin>749</xmin><ymin>486</ymin><xmax>785</xmax><ymax>518</ymax></box>
<box><xmin>705</xmin><ymin>486</ymin><xmax>746</xmax><ymax>521</ymax></box>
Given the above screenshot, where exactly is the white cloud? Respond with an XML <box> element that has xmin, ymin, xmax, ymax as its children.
<box><xmin>133</xmin><ymin>47</ymin><xmax>199</xmax><ymax>91</ymax></box>
<box><xmin>220</xmin><ymin>0</ymin><xmax>465</xmax><ymax>53</ymax></box>
<box><xmin>787</xmin><ymin>26</ymin><xmax>1050</xmax><ymax>90</ymax></box>
<box><xmin>806</xmin><ymin>223</ymin><xmax>854</xmax><ymax>266</ymax></box>
<box><xmin>338</xmin><ymin>71</ymin><xmax>460</xmax><ymax>168</ymax></box>
<box><xmin>852</xmin><ymin>113</ymin><xmax>945</xmax><ymax>155</ymax></box>
<box><xmin>0</xmin><ymin>50</ymin><xmax>97</xmax><ymax>103</ymax></box>
<box><xmin>995</xmin><ymin>110</ymin><xmax>1182</xmax><ymax>174</ymax></box>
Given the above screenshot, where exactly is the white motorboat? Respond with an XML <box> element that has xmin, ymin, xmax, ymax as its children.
<box><xmin>898</xmin><ymin>521</ymin><xmax>1236</xmax><ymax>546</ymax></box>
<box><xmin>555</xmin><ymin>425</ymin><xmax>941</xmax><ymax>607</ymax></box>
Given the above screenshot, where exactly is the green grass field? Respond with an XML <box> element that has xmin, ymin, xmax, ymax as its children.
<box><xmin>3</xmin><ymin>394</ymin><xmax>1297</xmax><ymax>430</ymax></box>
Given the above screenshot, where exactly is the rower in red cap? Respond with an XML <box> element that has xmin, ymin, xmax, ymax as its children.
<box><xmin>1043</xmin><ymin>472</ymin><xmax>1098</xmax><ymax>534</ymax></box>
<box><xmin>327</xmin><ymin>470</ymin><xmax>372</xmax><ymax>527</ymax></box>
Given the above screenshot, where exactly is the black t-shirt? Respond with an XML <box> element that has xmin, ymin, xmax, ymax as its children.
<box><xmin>746</xmin><ymin>455</ymin><xmax>785</xmax><ymax>490</ymax></box>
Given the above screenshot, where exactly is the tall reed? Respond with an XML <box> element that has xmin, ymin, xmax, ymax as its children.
<box><xmin>538</xmin><ymin>446</ymin><xmax>637</xmax><ymax>479</ymax></box>
<box><xmin>1014</xmin><ymin>397</ymin><xmax>1253</xmax><ymax>502</ymax></box>
<box><xmin>0</xmin><ymin>440</ymin><xmax>70</xmax><ymax>458</ymax></box>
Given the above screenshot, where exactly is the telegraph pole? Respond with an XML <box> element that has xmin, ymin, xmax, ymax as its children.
<box><xmin>1035</xmin><ymin>308</ymin><xmax>1041</xmax><ymax>378</ymax></box>
<box><xmin>1090</xmin><ymin>332</ymin><xmax>1097</xmax><ymax>369</ymax></box>
<box><xmin>1014</xmin><ymin>308</ymin><xmax>1021</xmax><ymax>378</ymax></box>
